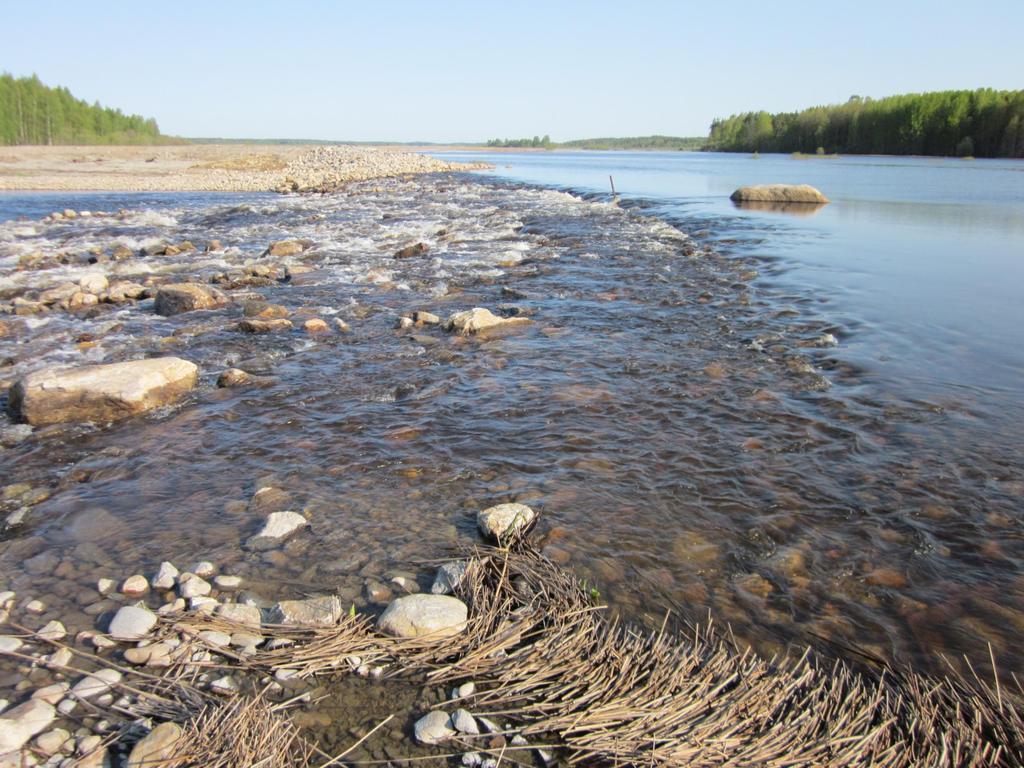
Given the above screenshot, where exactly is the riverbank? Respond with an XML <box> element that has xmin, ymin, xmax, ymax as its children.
<box><xmin>0</xmin><ymin>145</ymin><xmax>489</xmax><ymax>192</ymax></box>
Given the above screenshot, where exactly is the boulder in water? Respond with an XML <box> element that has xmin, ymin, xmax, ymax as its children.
<box><xmin>8</xmin><ymin>357</ymin><xmax>199</xmax><ymax>425</ymax></box>
<box><xmin>154</xmin><ymin>283</ymin><xmax>230</xmax><ymax>316</ymax></box>
<box><xmin>729</xmin><ymin>184</ymin><xmax>829</xmax><ymax>204</ymax></box>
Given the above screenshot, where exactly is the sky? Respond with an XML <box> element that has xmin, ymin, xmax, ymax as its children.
<box><xmin>5</xmin><ymin>0</ymin><xmax>1023</xmax><ymax>143</ymax></box>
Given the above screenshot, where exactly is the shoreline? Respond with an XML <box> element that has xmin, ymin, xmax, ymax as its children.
<box><xmin>0</xmin><ymin>144</ymin><xmax>489</xmax><ymax>193</ymax></box>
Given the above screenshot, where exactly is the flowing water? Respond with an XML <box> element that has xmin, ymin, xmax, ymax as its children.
<box><xmin>0</xmin><ymin>152</ymin><xmax>1023</xmax><ymax>694</ymax></box>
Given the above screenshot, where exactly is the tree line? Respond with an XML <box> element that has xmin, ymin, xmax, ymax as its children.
<box><xmin>706</xmin><ymin>89</ymin><xmax>1024</xmax><ymax>158</ymax></box>
<box><xmin>561</xmin><ymin>135</ymin><xmax>705</xmax><ymax>150</ymax></box>
<box><xmin>0</xmin><ymin>73</ymin><xmax>167</xmax><ymax>146</ymax></box>
<box><xmin>486</xmin><ymin>135</ymin><xmax>553</xmax><ymax>148</ymax></box>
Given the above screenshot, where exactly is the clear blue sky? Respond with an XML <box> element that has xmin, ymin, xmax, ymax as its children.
<box><xmin>5</xmin><ymin>0</ymin><xmax>1023</xmax><ymax>142</ymax></box>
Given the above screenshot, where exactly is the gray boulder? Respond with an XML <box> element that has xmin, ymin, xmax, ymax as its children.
<box><xmin>377</xmin><ymin>594</ymin><xmax>468</xmax><ymax>639</ymax></box>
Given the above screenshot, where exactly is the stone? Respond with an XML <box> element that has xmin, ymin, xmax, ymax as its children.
<box><xmin>8</xmin><ymin>357</ymin><xmax>199</xmax><ymax>426</ymax></box>
<box><xmin>216</xmin><ymin>603</ymin><xmax>261</xmax><ymax>627</ymax></box>
<box><xmin>37</xmin><ymin>620</ymin><xmax>66</xmax><ymax>642</ymax></box>
<box><xmin>191</xmin><ymin>561</ymin><xmax>216</xmax><ymax>578</ymax></box>
<box><xmin>377</xmin><ymin>594</ymin><xmax>468</xmax><ymax>639</ymax></box>
<box><xmin>395</xmin><ymin>242</ymin><xmax>429</xmax><ymax>259</ymax></box>
<box><xmin>152</xmin><ymin>562</ymin><xmax>179</xmax><ymax>590</ymax></box>
<box><xmin>0</xmin><ymin>699</ymin><xmax>56</xmax><ymax>753</ymax></box>
<box><xmin>32</xmin><ymin>683</ymin><xmax>69</xmax><ymax>706</ymax></box>
<box><xmin>210</xmin><ymin>675</ymin><xmax>239</xmax><ymax>694</ymax></box>
<box><xmin>245</xmin><ymin>511</ymin><xmax>308</xmax><ymax>550</ymax></box>
<box><xmin>34</xmin><ymin>726</ymin><xmax>70</xmax><ymax>756</ymax></box>
<box><xmin>25</xmin><ymin>599</ymin><xmax>46</xmax><ymax>614</ymax></box>
<box><xmin>198</xmin><ymin>630</ymin><xmax>231</xmax><ymax>648</ymax></box>
<box><xmin>729</xmin><ymin>184</ymin><xmax>829</xmax><ymax>204</ymax></box>
<box><xmin>432</xmin><ymin>561</ymin><xmax>468</xmax><ymax>595</ymax></box>
<box><xmin>191</xmin><ymin>596</ymin><xmax>218</xmax><ymax>613</ymax></box>
<box><xmin>452</xmin><ymin>708</ymin><xmax>479</xmax><ymax>735</ymax></box>
<box><xmin>444</xmin><ymin>307</ymin><xmax>531</xmax><ymax>335</ymax></box>
<box><xmin>205</xmin><ymin>240</ymin><xmax>223</xmax><ymax>252</ymax></box>
<box><xmin>456</xmin><ymin>682</ymin><xmax>476</xmax><ymax>699</ymax></box>
<box><xmin>121</xmin><ymin>575</ymin><xmax>149</xmax><ymax>597</ymax></box>
<box><xmin>266</xmin><ymin>596</ymin><xmax>343</xmax><ymax>627</ymax></box>
<box><xmin>214</xmin><ymin>575</ymin><xmax>242</xmax><ymax>590</ymax></box>
<box><xmin>96</xmin><ymin>578</ymin><xmax>116</xmax><ymax>595</ymax></box>
<box><xmin>217</xmin><ymin>368</ymin><xmax>254</xmax><ymax>388</ymax></box>
<box><xmin>0</xmin><ymin>636</ymin><xmax>23</xmax><ymax>654</ymax></box>
<box><xmin>108</xmin><ymin>606</ymin><xmax>157</xmax><ymax>640</ymax></box>
<box><xmin>238</xmin><ymin>318</ymin><xmax>294</xmax><ymax>333</ymax></box>
<box><xmin>79</xmin><ymin>274</ymin><xmax>109</xmax><ymax>295</ymax></box>
<box><xmin>178</xmin><ymin>573</ymin><xmax>212</xmax><ymax>598</ymax></box>
<box><xmin>266</xmin><ymin>239</ymin><xmax>305</xmax><ymax>257</ymax></box>
<box><xmin>414</xmin><ymin>710</ymin><xmax>455</xmax><ymax>745</ymax></box>
<box><xmin>477</xmin><ymin>503</ymin><xmax>536</xmax><ymax>542</ymax></box>
<box><xmin>334</xmin><ymin>318</ymin><xmax>351</xmax><ymax>332</ymax></box>
<box><xmin>154</xmin><ymin>283</ymin><xmax>229</xmax><ymax>316</ymax></box>
<box><xmin>127</xmin><ymin>722</ymin><xmax>182</xmax><ymax>768</ymax></box>
<box><xmin>242</xmin><ymin>300</ymin><xmax>290</xmax><ymax>319</ymax></box>
<box><xmin>414</xmin><ymin>310</ymin><xmax>441</xmax><ymax>325</ymax></box>
<box><xmin>304</xmin><ymin>318</ymin><xmax>329</xmax><ymax>333</ymax></box>
<box><xmin>71</xmin><ymin>669</ymin><xmax>121</xmax><ymax>700</ymax></box>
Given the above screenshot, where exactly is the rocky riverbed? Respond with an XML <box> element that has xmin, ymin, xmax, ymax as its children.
<box><xmin>1</xmin><ymin>170</ymin><xmax>1023</xmax><ymax>764</ymax></box>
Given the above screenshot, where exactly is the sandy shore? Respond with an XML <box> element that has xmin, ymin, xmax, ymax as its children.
<box><xmin>0</xmin><ymin>144</ymin><xmax>489</xmax><ymax>192</ymax></box>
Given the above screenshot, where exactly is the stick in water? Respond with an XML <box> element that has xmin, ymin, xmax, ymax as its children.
<box><xmin>609</xmin><ymin>175</ymin><xmax>617</xmax><ymax>196</ymax></box>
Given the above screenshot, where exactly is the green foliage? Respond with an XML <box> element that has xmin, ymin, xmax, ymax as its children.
<box><xmin>560</xmin><ymin>135</ymin><xmax>706</xmax><ymax>150</ymax></box>
<box><xmin>0</xmin><ymin>72</ymin><xmax>169</xmax><ymax>146</ymax></box>
<box><xmin>486</xmin><ymin>135</ymin><xmax>553</xmax><ymax>148</ymax></box>
<box><xmin>706</xmin><ymin>89</ymin><xmax>1024</xmax><ymax>158</ymax></box>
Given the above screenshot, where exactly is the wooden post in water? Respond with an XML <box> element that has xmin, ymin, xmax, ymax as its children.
<box><xmin>609</xmin><ymin>175</ymin><xmax>617</xmax><ymax>196</ymax></box>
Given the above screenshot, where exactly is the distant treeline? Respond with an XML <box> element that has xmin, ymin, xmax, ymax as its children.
<box><xmin>0</xmin><ymin>73</ymin><xmax>169</xmax><ymax>146</ymax></box>
<box><xmin>707</xmin><ymin>89</ymin><xmax>1024</xmax><ymax>158</ymax></box>
<box><xmin>561</xmin><ymin>135</ymin><xmax>706</xmax><ymax>150</ymax></box>
<box><xmin>487</xmin><ymin>135</ymin><xmax>553</xmax><ymax>148</ymax></box>
<box><xmin>485</xmin><ymin>134</ymin><xmax>706</xmax><ymax>150</ymax></box>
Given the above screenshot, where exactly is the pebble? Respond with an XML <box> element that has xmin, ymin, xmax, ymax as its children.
<box><xmin>37</xmin><ymin>620</ymin><xmax>66</xmax><ymax>641</ymax></box>
<box><xmin>0</xmin><ymin>698</ymin><xmax>56</xmax><ymax>753</ymax></box>
<box><xmin>190</xmin><ymin>561</ymin><xmax>216</xmax><ymax>578</ymax></box>
<box><xmin>43</xmin><ymin>647</ymin><xmax>73</xmax><ymax>668</ymax></box>
<box><xmin>96</xmin><ymin>578</ymin><xmax>116</xmax><ymax>596</ymax></box>
<box><xmin>216</xmin><ymin>603</ymin><xmax>261</xmax><ymax>627</ymax></box>
<box><xmin>0</xmin><ymin>636</ymin><xmax>23</xmax><ymax>654</ymax></box>
<box><xmin>210</xmin><ymin>675</ymin><xmax>239</xmax><ymax>694</ymax></box>
<box><xmin>414</xmin><ymin>710</ymin><xmax>456</xmax><ymax>745</ymax></box>
<box><xmin>121</xmin><ymin>575</ymin><xmax>149</xmax><ymax>596</ymax></box>
<box><xmin>178</xmin><ymin>573</ymin><xmax>212</xmax><ymax>598</ymax></box>
<box><xmin>453</xmin><ymin>681</ymin><xmax>476</xmax><ymax>699</ymax></box>
<box><xmin>432</xmin><ymin>561</ymin><xmax>469</xmax><ymax>595</ymax></box>
<box><xmin>25</xmin><ymin>599</ymin><xmax>46</xmax><ymax>614</ymax></box>
<box><xmin>108</xmin><ymin>605</ymin><xmax>157</xmax><ymax>640</ymax></box>
<box><xmin>127</xmin><ymin>721</ymin><xmax>182</xmax><ymax>768</ymax></box>
<box><xmin>34</xmin><ymin>727</ymin><xmax>70</xmax><ymax>756</ymax></box>
<box><xmin>452</xmin><ymin>708</ymin><xmax>480</xmax><ymax>735</ymax></box>
<box><xmin>158</xmin><ymin>598</ymin><xmax>186</xmax><ymax>616</ymax></box>
<box><xmin>198</xmin><ymin>630</ymin><xmax>232</xmax><ymax>648</ymax></box>
<box><xmin>191</xmin><ymin>596</ymin><xmax>218</xmax><ymax>613</ymax></box>
<box><xmin>71</xmin><ymin>668</ymin><xmax>122</xmax><ymax>700</ymax></box>
<box><xmin>31</xmin><ymin>682</ymin><xmax>68</xmax><ymax>706</ymax></box>
<box><xmin>151</xmin><ymin>562</ymin><xmax>179</xmax><ymax>590</ymax></box>
<box><xmin>266</xmin><ymin>596</ymin><xmax>342</xmax><ymax>627</ymax></box>
<box><xmin>214</xmin><ymin>574</ymin><xmax>242</xmax><ymax>590</ymax></box>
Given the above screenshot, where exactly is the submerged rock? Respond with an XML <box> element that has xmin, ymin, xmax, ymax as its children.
<box><xmin>444</xmin><ymin>307</ymin><xmax>531</xmax><ymax>335</ymax></box>
<box><xmin>108</xmin><ymin>606</ymin><xmax>157</xmax><ymax>640</ymax></box>
<box><xmin>477</xmin><ymin>503</ymin><xmax>536</xmax><ymax>541</ymax></box>
<box><xmin>377</xmin><ymin>594</ymin><xmax>468</xmax><ymax>639</ymax></box>
<box><xmin>395</xmin><ymin>242</ymin><xmax>429</xmax><ymax>259</ymax></box>
<box><xmin>0</xmin><ymin>698</ymin><xmax>56</xmax><ymax>753</ymax></box>
<box><xmin>238</xmin><ymin>318</ymin><xmax>294</xmax><ymax>333</ymax></box>
<box><xmin>265</xmin><ymin>239</ymin><xmax>307</xmax><ymax>257</ymax></box>
<box><xmin>245</xmin><ymin>511</ymin><xmax>308</xmax><ymax>550</ymax></box>
<box><xmin>154</xmin><ymin>283</ymin><xmax>230</xmax><ymax>316</ymax></box>
<box><xmin>127</xmin><ymin>722</ymin><xmax>182</xmax><ymax>768</ymax></box>
<box><xmin>729</xmin><ymin>184</ymin><xmax>829</xmax><ymax>204</ymax></box>
<box><xmin>8</xmin><ymin>357</ymin><xmax>199</xmax><ymax>425</ymax></box>
<box><xmin>266</xmin><ymin>596</ymin><xmax>342</xmax><ymax>627</ymax></box>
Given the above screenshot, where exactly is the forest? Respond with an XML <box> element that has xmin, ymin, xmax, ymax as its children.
<box><xmin>0</xmin><ymin>73</ymin><xmax>166</xmax><ymax>145</ymax></box>
<box><xmin>706</xmin><ymin>89</ymin><xmax>1024</xmax><ymax>157</ymax></box>
<box><xmin>560</xmin><ymin>135</ymin><xmax>705</xmax><ymax>150</ymax></box>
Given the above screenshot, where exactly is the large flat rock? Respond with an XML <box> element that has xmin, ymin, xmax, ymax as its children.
<box><xmin>729</xmin><ymin>184</ymin><xmax>829</xmax><ymax>204</ymax></box>
<box><xmin>377</xmin><ymin>594</ymin><xmax>468</xmax><ymax>639</ymax></box>
<box><xmin>8</xmin><ymin>357</ymin><xmax>199</xmax><ymax>425</ymax></box>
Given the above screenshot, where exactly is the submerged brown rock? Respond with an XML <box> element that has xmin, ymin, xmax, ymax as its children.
<box><xmin>8</xmin><ymin>357</ymin><xmax>199</xmax><ymax>425</ymax></box>
<box><xmin>730</xmin><ymin>184</ymin><xmax>830</xmax><ymax>204</ymax></box>
<box><xmin>154</xmin><ymin>283</ymin><xmax>230</xmax><ymax>316</ymax></box>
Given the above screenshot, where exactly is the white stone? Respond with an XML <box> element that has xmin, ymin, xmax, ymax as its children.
<box><xmin>71</xmin><ymin>669</ymin><xmax>121</xmax><ymax>699</ymax></box>
<box><xmin>214</xmin><ymin>575</ymin><xmax>242</xmax><ymax>590</ymax></box>
<box><xmin>377</xmin><ymin>594</ymin><xmax>468</xmax><ymax>639</ymax></box>
<box><xmin>157</xmin><ymin>599</ymin><xmax>186</xmax><ymax>616</ymax></box>
<box><xmin>0</xmin><ymin>698</ymin><xmax>56</xmax><ymax>752</ymax></box>
<box><xmin>477</xmin><ymin>503</ymin><xmax>536</xmax><ymax>541</ymax></box>
<box><xmin>216</xmin><ymin>603</ymin><xmax>261</xmax><ymax>627</ymax></box>
<box><xmin>198</xmin><ymin>630</ymin><xmax>231</xmax><ymax>648</ymax></box>
<box><xmin>96</xmin><ymin>578</ymin><xmax>116</xmax><ymax>596</ymax></box>
<box><xmin>452</xmin><ymin>708</ymin><xmax>479</xmax><ymax>735</ymax></box>
<box><xmin>413</xmin><ymin>710</ymin><xmax>455</xmax><ymax>745</ymax></box>
<box><xmin>37</xmin><ymin>620</ymin><xmax>66</xmax><ymax>642</ymax></box>
<box><xmin>152</xmin><ymin>562</ymin><xmax>179</xmax><ymax>590</ymax></box>
<box><xmin>177</xmin><ymin>573</ymin><xmax>211</xmax><ymax>598</ymax></box>
<box><xmin>0</xmin><ymin>592</ymin><xmax>14</xmax><ymax>608</ymax></box>
<box><xmin>210</xmin><ymin>676</ymin><xmax>238</xmax><ymax>694</ymax></box>
<box><xmin>245</xmin><ymin>511</ymin><xmax>308</xmax><ymax>551</ymax></box>
<box><xmin>190</xmin><ymin>596</ymin><xmax>218</xmax><ymax>613</ymax></box>
<box><xmin>126</xmin><ymin>722</ymin><xmax>182</xmax><ymax>768</ymax></box>
<box><xmin>190</xmin><ymin>561</ymin><xmax>216</xmax><ymax>578</ymax></box>
<box><xmin>31</xmin><ymin>683</ymin><xmax>68</xmax><ymax>706</ymax></box>
<box><xmin>266</xmin><ymin>596</ymin><xmax>341</xmax><ymax>627</ymax></box>
<box><xmin>108</xmin><ymin>606</ymin><xmax>157</xmax><ymax>640</ymax></box>
<box><xmin>0</xmin><ymin>636</ymin><xmax>23</xmax><ymax>655</ymax></box>
<box><xmin>34</xmin><ymin>727</ymin><xmax>70</xmax><ymax>756</ymax></box>
<box><xmin>43</xmin><ymin>648</ymin><xmax>73</xmax><ymax>668</ymax></box>
<box><xmin>25</xmin><ymin>599</ymin><xmax>46</xmax><ymax>614</ymax></box>
<box><xmin>444</xmin><ymin>307</ymin><xmax>530</xmax><ymax>335</ymax></box>
<box><xmin>78</xmin><ymin>274</ymin><xmax>109</xmax><ymax>295</ymax></box>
